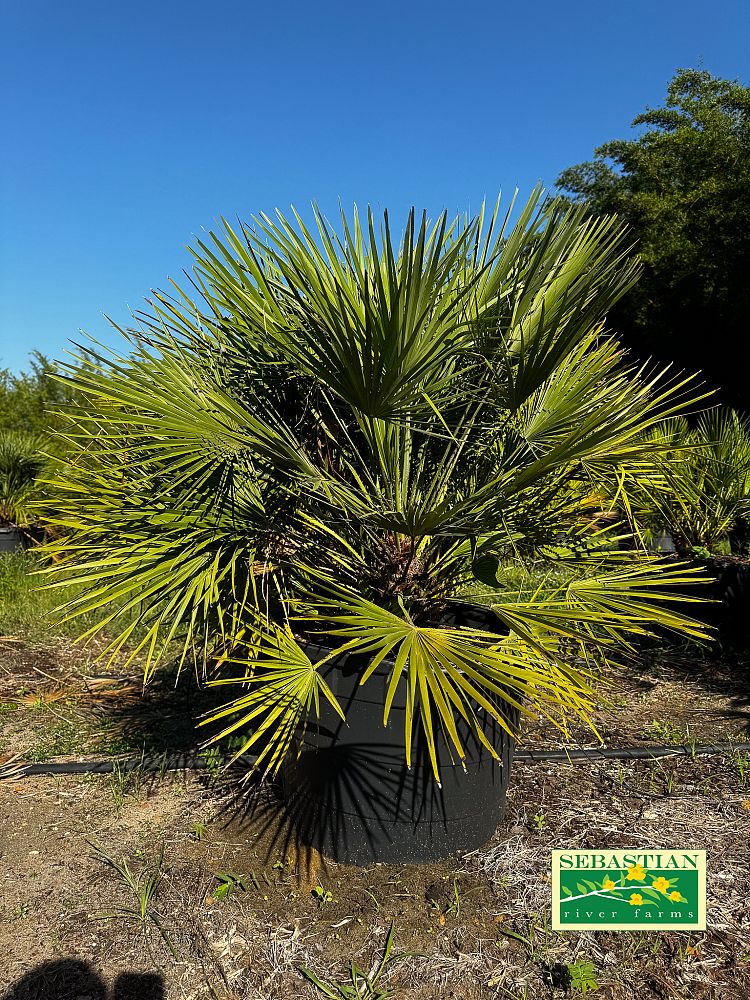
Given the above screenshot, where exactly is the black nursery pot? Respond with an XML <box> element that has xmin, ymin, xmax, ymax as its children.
<box><xmin>0</xmin><ymin>526</ymin><xmax>25</xmax><ymax>554</ymax></box>
<box><xmin>282</xmin><ymin>604</ymin><xmax>519</xmax><ymax>866</ymax></box>
<box><xmin>683</xmin><ymin>556</ymin><xmax>750</xmax><ymax>648</ymax></box>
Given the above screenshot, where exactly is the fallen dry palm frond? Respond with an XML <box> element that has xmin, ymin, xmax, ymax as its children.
<box><xmin>0</xmin><ymin>750</ymin><xmax>30</xmax><ymax>782</ymax></box>
<box><xmin>83</xmin><ymin>675</ymin><xmax>143</xmax><ymax>717</ymax></box>
<box><xmin>83</xmin><ymin>673</ymin><xmax>143</xmax><ymax>695</ymax></box>
<box><xmin>13</xmin><ymin>684</ymin><xmax>71</xmax><ymax>707</ymax></box>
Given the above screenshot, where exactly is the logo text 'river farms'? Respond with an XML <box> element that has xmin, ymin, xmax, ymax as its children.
<box><xmin>551</xmin><ymin>850</ymin><xmax>706</xmax><ymax>930</ymax></box>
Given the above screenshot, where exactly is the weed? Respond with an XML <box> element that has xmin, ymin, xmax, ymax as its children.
<box><xmin>213</xmin><ymin>872</ymin><xmax>247</xmax><ymax>900</ymax></box>
<box><xmin>736</xmin><ymin>751</ymin><xmax>750</xmax><ymax>786</ymax></box>
<box><xmin>445</xmin><ymin>878</ymin><xmax>461</xmax><ymax>919</ymax></box>
<box><xmin>568</xmin><ymin>960</ymin><xmax>599</xmax><ymax>993</ymax></box>
<box><xmin>532</xmin><ymin>810</ymin><xmax>546</xmax><ymax>833</ymax></box>
<box><xmin>644</xmin><ymin>719</ymin><xmax>690</xmax><ymax>745</ymax></box>
<box><xmin>427</xmin><ymin>878</ymin><xmax>463</xmax><ymax>921</ymax></box>
<box><xmin>88</xmin><ymin>840</ymin><xmax>176</xmax><ymax>959</ymax></box>
<box><xmin>487</xmin><ymin>985</ymin><xmax>530</xmax><ymax>999</ymax></box>
<box><xmin>191</xmin><ymin>821</ymin><xmax>208</xmax><ymax>842</ymax></box>
<box><xmin>110</xmin><ymin>760</ymin><xmax>144</xmax><ymax>807</ymax></box>
<box><xmin>300</xmin><ymin>923</ymin><xmax>406</xmax><ymax>999</ymax></box>
<box><xmin>312</xmin><ymin>884</ymin><xmax>334</xmax><ymax>906</ymax></box>
<box><xmin>199</xmin><ymin>746</ymin><xmax>223</xmax><ymax>779</ymax></box>
<box><xmin>497</xmin><ymin>914</ymin><xmax>554</xmax><ymax>965</ymax></box>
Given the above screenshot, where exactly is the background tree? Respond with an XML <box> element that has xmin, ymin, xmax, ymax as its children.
<box><xmin>0</xmin><ymin>352</ymin><xmax>93</xmax><ymax>536</ymax></box>
<box><xmin>0</xmin><ymin>351</ymin><xmax>81</xmax><ymax>435</ymax></box>
<box><xmin>557</xmin><ymin>68</ymin><xmax>750</xmax><ymax>412</ymax></box>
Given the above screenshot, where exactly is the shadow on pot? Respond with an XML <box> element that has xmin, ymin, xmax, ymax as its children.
<box><xmin>281</xmin><ymin>729</ymin><xmax>516</xmax><ymax>865</ymax></box>
<box><xmin>211</xmin><ymin>708</ymin><xmax>517</xmax><ymax>869</ymax></box>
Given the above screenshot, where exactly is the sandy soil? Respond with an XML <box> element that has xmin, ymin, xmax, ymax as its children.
<box><xmin>1</xmin><ymin>638</ymin><xmax>749</xmax><ymax>999</ymax></box>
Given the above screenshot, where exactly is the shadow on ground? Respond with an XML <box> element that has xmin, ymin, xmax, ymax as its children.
<box><xmin>629</xmin><ymin>643</ymin><xmax>750</xmax><ymax>732</ymax></box>
<box><xmin>1</xmin><ymin>960</ymin><xmax>164</xmax><ymax>999</ymax></box>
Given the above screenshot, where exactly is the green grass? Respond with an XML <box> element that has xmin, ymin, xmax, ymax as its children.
<box><xmin>459</xmin><ymin>557</ymin><xmax>581</xmax><ymax>604</ymax></box>
<box><xmin>0</xmin><ymin>550</ymin><xmax>70</xmax><ymax>638</ymax></box>
<box><xmin>27</xmin><ymin>717</ymin><xmax>83</xmax><ymax>761</ymax></box>
<box><xmin>0</xmin><ymin>550</ymin><xmax>135</xmax><ymax>641</ymax></box>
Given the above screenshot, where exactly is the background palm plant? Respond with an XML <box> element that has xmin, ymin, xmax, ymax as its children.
<box><xmin>44</xmin><ymin>189</ymin><xmax>709</xmax><ymax>779</ymax></box>
<box><xmin>0</xmin><ymin>430</ymin><xmax>47</xmax><ymax>529</ymax></box>
<box><xmin>613</xmin><ymin>409</ymin><xmax>750</xmax><ymax>555</ymax></box>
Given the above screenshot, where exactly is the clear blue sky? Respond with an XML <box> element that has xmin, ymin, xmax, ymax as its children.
<box><xmin>1</xmin><ymin>0</ymin><xmax>748</xmax><ymax>372</ymax></box>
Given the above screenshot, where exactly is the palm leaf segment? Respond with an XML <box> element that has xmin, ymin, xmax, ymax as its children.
<box><xmin>43</xmin><ymin>188</ymin><xmax>708</xmax><ymax>779</ymax></box>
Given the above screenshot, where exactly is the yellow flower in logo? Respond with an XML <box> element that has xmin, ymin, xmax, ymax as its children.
<box><xmin>629</xmin><ymin>893</ymin><xmax>643</xmax><ymax>905</ymax></box>
<box><xmin>652</xmin><ymin>877</ymin><xmax>670</xmax><ymax>893</ymax></box>
<box><xmin>626</xmin><ymin>863</ymin><xmax>647</xmax><ymax>881</ymax></box>
<box><xmin>602</xmin><ymin>877</ymin><xmax>616</xmax><ymax>890</ymax></box>
<box><xmin>669</xmin><ymin>890</ymin><xmax>681</xmax><ymax>902</ymax></box>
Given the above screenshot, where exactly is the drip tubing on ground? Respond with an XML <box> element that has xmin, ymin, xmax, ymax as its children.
<box><xmin>6</xmin><ymin>742</ymin><xmax>750</xmax><ymax>778</ymax></box>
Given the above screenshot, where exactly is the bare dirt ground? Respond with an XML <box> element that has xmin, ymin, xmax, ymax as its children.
<box><xmin>1</xmin><ymin>637</ymin><xmax>749</xmax><ymax>999</ymax></box>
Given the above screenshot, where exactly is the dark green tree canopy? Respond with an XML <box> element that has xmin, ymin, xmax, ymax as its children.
<box><xmin>557</xmin><ymin>69</ymin><xmax>750</xmax><ymax>412</ymax></box>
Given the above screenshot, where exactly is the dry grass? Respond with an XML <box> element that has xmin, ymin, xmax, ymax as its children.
<box><xmin>1</xmin><ymin>637</ymin><xmax>749</xmax><ymax>998</ymax></box>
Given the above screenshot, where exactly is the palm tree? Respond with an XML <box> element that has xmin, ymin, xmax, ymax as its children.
<box><xmin>45</xmin><ymin>189</ymin><xmax>707</xmax><ymax>784</ymax></box>
<box><xmin>0</xmin><ymin>430</ymin><xmax>46</xmax><ymax>530</ymax></box>
<box><xmin>617</xmin><ymin>409</ymin><xmax>750</xmax><ymax>555</ymax></box>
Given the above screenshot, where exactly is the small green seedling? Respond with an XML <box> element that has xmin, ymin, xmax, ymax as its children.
<box><xmin>444</xmin><ymin>878</ymin><xmax>461</xmax><ymax>919</ymax></box>
<box><xmin>736</xmin><ymin>750</ymin><xmax>750</xmax><ymax>786</ymax></box>
<box><xmin>199</xmin><ymin>747</ymin><xmax>223</xmax><ymax>779</ymax></box>
<box><xmin>300</xmin><ymin>922</ymin><xmax>407</xmax><ymax>999</ymax></box>
<box><xmin>533</xmin><ymin>811</ymin><xmax>546</xmax><ymax>833</ymax></box>
<box><xmin>312</xmin><ymin>884</ymin><xmax>334</xmax><ymax>906</ymax></box>
<box><xmin>568</xmin><ymin>960</ymin><xmax>599</xmax><ymax>993</ymax></box>
<box><xmin>191</xmin><ymin>821</ymin><xmax>208</xmax><ymax>841</ymax></box>
<box><xmin>644</xmin><ymin>719</ymin><xmax>688</xmax><ymax>745</ymax></box>
<box><xmin>214</xmin><ymin>872</ymin><xmax>247</xmax><ymax>899</ymax></box>
<box><xmin>431</xmin><ymin>878</ymin><xmax>481</xmax><ymax>922</ymax></box>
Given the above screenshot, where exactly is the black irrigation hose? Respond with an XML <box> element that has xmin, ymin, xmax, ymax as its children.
<box><xmin>16</xmin><ymin>754</ymin><xmax>208</xmax><ymax>776</ymax></box>
<box><xmin>515</xmin><ymin>743</ymin><xmax>750</xmax><ymax>762</ymax></box>
<box><xmin>8</xmin><ymin>742</ymin><xmax>750</xmax><ymax>777</ymax></box>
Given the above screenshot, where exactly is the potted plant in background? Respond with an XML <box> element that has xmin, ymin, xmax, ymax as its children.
<box><xmin>0</xmin><ymin>430</ymin><xmax>47</xmax><ymax>553</ymax></box>
<box><xmin>615</xmin><ymin>409</ymin><xmax>750</xmax><ymax>646</ymax></box>
<box><xmin>45</xmin><ymin>190</ymin><xmax>708</xmax><ymax>863</ymax></box>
